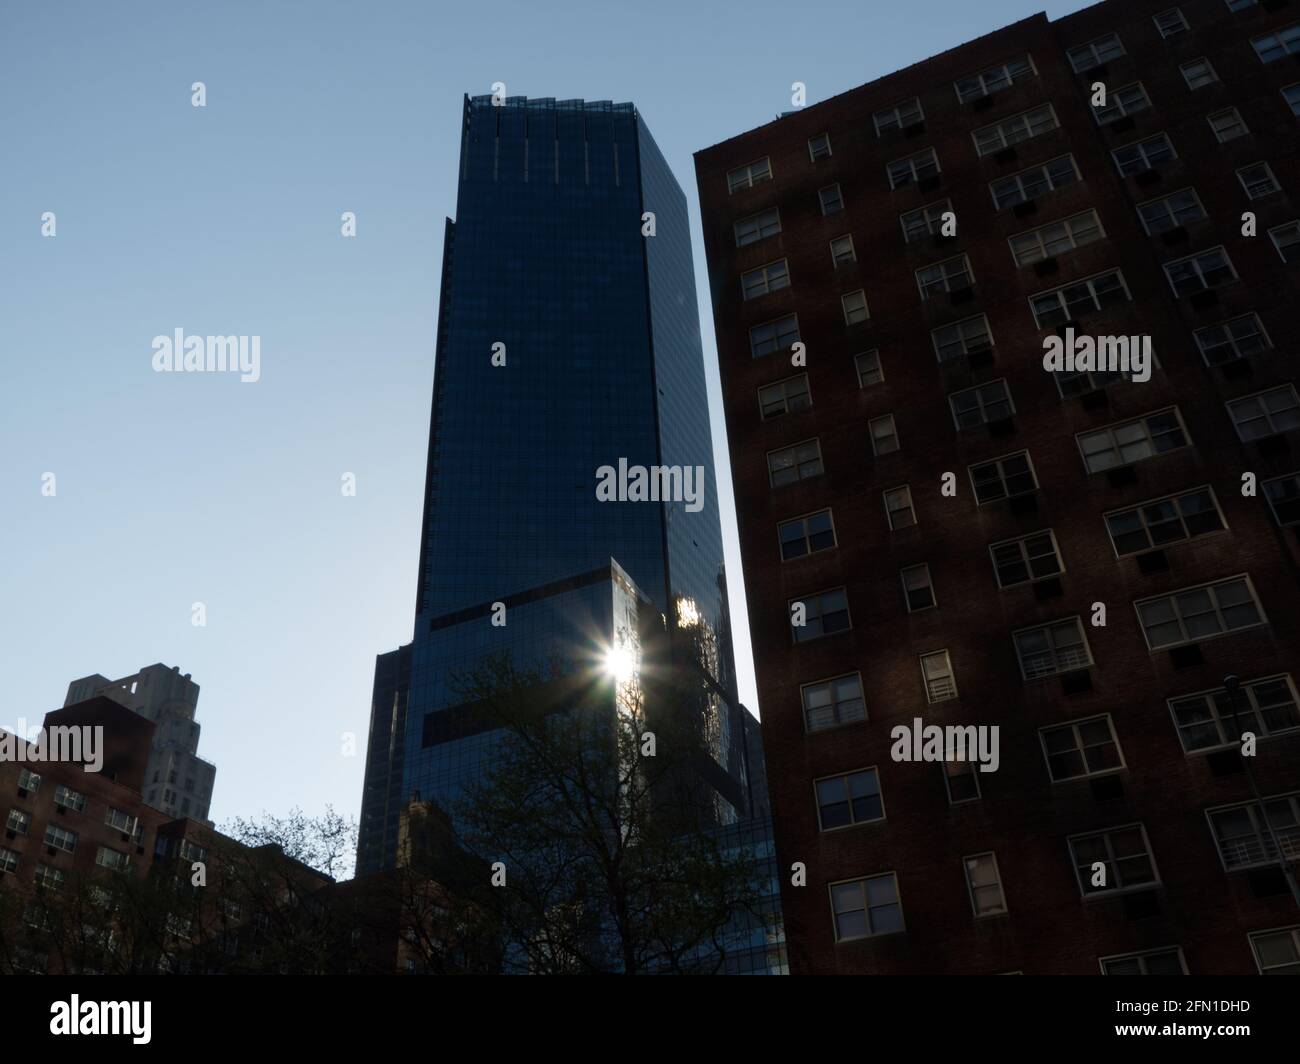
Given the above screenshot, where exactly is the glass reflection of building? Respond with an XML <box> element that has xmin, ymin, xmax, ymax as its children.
<box><xmin>357</xmin><ymin>95</ymin><xmax>750</xmax><ymax>881</ymax></box>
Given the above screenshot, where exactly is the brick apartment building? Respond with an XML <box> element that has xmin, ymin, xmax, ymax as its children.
<box><xmin>696</xmin><ymin>0</ymin><xmax>1300</xmax><ymax>973</ymax></box>
<box><xmin>1</xmin><ymin>698</ymin><xmax>484</xmax><ymax>974</ymax></box>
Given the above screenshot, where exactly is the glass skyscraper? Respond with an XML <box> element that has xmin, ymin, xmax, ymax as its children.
<box><xmin>357</xmin><ymin>95</ymin><xmax>748</xmax><ymax>877</ymax></box>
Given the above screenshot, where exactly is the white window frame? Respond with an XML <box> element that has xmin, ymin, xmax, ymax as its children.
<box><xmin>900</xmin><ymin>199</ymin><xmax>953</xmax><ymax>243</ymax></box>
<box><xmin>734</xmin><ymin>207</ymin><xmax>781</xmax><ymax>247</ymax></box>
<box><xmin>1264</xmin><ymin>472</ymin><xmax>1300</xmax><ymax>526</ymax></box>
<box><xmin>883</xmin><ymin>485</ymin><xmax>915</xmax><ymax>530</ymax></box>
<box><xmin>869</xmin><ymin>413</ymin><xmax>900</xmax><ymax>456</ymax></box>
<box><xmin>758</xmin><ymin>373</ymin><xmax>811</xmax><ymax>419</ymax></box>
<box><xmin>777</xmin><ymin>508</ymin><xmax>837</xmax><ymax>561</ymax></box>
<box><xmin>1068</xmin><ymin>823</ymin><xmax>1160</xmax><ymax>898</ymax></box>
<box><xmin>973</xmin><ymin>104</ymin><xmax>1058</xmax><ymax>157</ymax></box>
<box><xmin>1093</xmin><ymin>83</ymin><xmax>1151</xmax><ymax>125</ymax></box>
<box><xmin>989</xmin><ymin>528</ymin><xmax>1064</xmax><ymax>588</ymax></box>
<box><xmin>1237</xmin><ymin>162</ymin><xmax>1280</xmax><ymax>200</ymax></box>
<box><xmin>829</xmin><ymin>234</ymin><xmax>857</xmax><ymax>267</ymax></box>
<box><xmin>1028</xmin><ymin>269</ymin><xmax>1131</xmax><ymax>328</ymax></box>
<box><xmin>887</xmin><ymin>148</ymin><xmax>940</xmax><ymax>190</ymax></box>
<box><xmin>1039</xmin><ymin>714</ymin><xmax>1125</xmax><ymax>783</ymax></box>
<box><xmin>1164</xmin><ymin>246</ymin><xmax>1237</xmax><ymax>296</ymax></box>
<box><xmin>802</xmin><ymin>672</ymin><xmax>867</xmax><ymax>734</ymax></box>
<box><xmin>1067</xmin><ymin>33</ymin><xmax>1126</xmax><ymax>73</ymax></box>
<box><xmin>819</xmin><ymin>183</ymin><xmax>845</xmax><ymax>215</ymax></box>
<box><xmin>931</xmin><ymin>314</ymin><xmax>993</xmax><ymax>362</ymax></box>
<box><xmin>808</xmin><ymin>132</ymin><xmax>832</xmax><ymax>161</ymax></box>
<box><xmin>814</xmin><ymin>767</ymin><xmax>885</xmax><ymax>831</ymax></box>
<box><xmin>1136</xmin><ymin>187</ymin><xmax>1206</xmax><ymax>234</ymax></box>
<box><xmin>900</xmin><ymin>563</ymin><xmax>935</xmax><ymax>613</ymax></box>
<box><xmin>1227</xmin><ymin>385</ymin><xmax>1300</xmax><ymax>442</ymax></box>
<box><xmin>1168</xmin><ymin>674</ymin><xmax>1300</xmax><ymax>754</ymax></box>
<box><xmin>1252</xmin><ymin>22</ymin><xmax>1300</xmax><ymax>64</ymax></box>
<box><xmin>969</xmin><ymin>450</ymin><xmax>1038</xmax><ymax>505</ymax></box>
<box><xmin>1249</xmin><ymin>927</ymin><xmax>1300</xmax><ymax>974</ymax></box>
<box><xmin>741</xmin><ymin>259</ymin><xmax>790</xmax><ymax>301</ymax></box>
<box><xmin>950</xmin><ymin>379</ymin><xmax>1014</xmax><ymax>430</ymax></box>
<box><xmin>856</xmin><ymin>350</ymin><xmax>883</xmax><ymax>388</ymax></box>
<box><xmin>829</xmin><ymin>872</ymin><xmax>904</xmax><ymax>942</ymax></box>
<box><xmin>1180</xmin><ymin>57</ymin><xmax>1218</xmax><ymax>90</ymax></box>
<box><xmin>873</xmin><ymin>98</ymin><xmax>924</xmax><ymax>135</ymax></box>
<box><xmin>954</xmin><ymin>55</ymin><xmax>1037</xmax><ymax>103</ymax></box>
<box><xmin>1154</xmin><ymin>7</ymin><xmax>1190</xmax><ymax>38</ymax></box>
<box><xmin>1014</xmin><ymin>617</ymin><xmax>1093</xmax><ymax>680</ymax></box>
<box><xmin>841</xmin><ymin>289</ymin><xmax>870</xmax><ymax>325</ymax></box>
<box><xmin>990</xmin><ymin>154</ymin><xmax>1079</xmax><ymax>209</ymax></box>
<box><xmin>1100</xmin><ymin>947</ymin><xmax>1188</xmax><ymax>975</ymax></box>
<box><xmin>963</xmin><ymin>852</ymin><xmax>1008</xmax><ymax>916</ymax></box>
<box><xmin>1103</xmin><ymin>485</ymin><xmax>1227</xmax><ymax>557</ymax></box>
<box><xmin>1206</xmin><ymin>793</ymin><xmax>1300</xmax><ymax>872</ymax></box>
<box><xmin>1208</xmin><ymin>107</ymin><xmax>1249</xmax><ymax>143</ymax></box>
<box><xmin>727</xmin><ymin>157</ymin><xmax>772</xmax><ymax>194</ymax></box>
<box><xmin>1076</xmin><ymin>407</ymin><xmax>1189</xmax><ymax>474</ymax></box>
<box><xmin>1112</xmin><ymin>133</ymin><xmax>1176</xmax><ymax>177</ymax></box>
<box><xmin>789</xmin><ymin>586</ymin><xmax>852</xmax><ymax>643</ymax></box>
<box><xmin>1008</xmin><ymin>209</ymin><xmax>1104</xmax><ymax>266</ymax></box>
<box><xmin>1194</xmin><ymin>313</ymin><xmax>1271</xmax><ymax>366</ymax></box>
<box><xmin>916</xmin><ymin>254</ymin><xmax>973</xmax><ymax>299</ymax></box>
<box><xmin>767</xmin><ymin>437</ymin><xmax>823</xmax><ymax>488</ymax></box>
<box><xmin>749</xmin><ymin>313</ymin><xmax>800</xmax><ymax>359</ymax></box>
<box><xmin>920</xmin><ymin>648</ymin><xmax>958</xmax><ymax>704</ymax></box>
<box><xmin>1134</xmin><ymin>574</ymin><xmax>1267</xmax><ymax>651</ymax></box>
<box><xmin>1269</xmin><ymin>220</ymin><xmax>1300</xmax><ymax>263</ymax></box>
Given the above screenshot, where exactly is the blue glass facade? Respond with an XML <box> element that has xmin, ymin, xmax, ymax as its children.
<box><xmin>358</xmin><ymin>96</ymin><xmax>745</xmax><ymax>875</ymax></box>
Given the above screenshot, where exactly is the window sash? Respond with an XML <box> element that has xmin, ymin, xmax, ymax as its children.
<box><xmin>970</xmin><ymin>452</ymin><xmax>1036</xmax><ymax>503</ymax></box>
<box><xmin>990</xmin><ymin>529</ymin><xmax>1062</xmax><ymax>587</ymax></box>
<box><xmin>1077</xmin><ymin>410</ymin><xmax>1187</xmax><ymax>473</ymax></box>
<box><xmin>900</xmin><ymin>200</ymin><xmax>951</xmax><ymax>242</ymax></box>
<box><xmin>749</xmin><ymin>314</ymin><xmax>799</xmax><ymax>358</ymax></box>
<box><xmin>734</xmin><ymin>208</ymin><xmax>781</xmax><ymax>247</ymax></box>
<box><xmin>1068</xmin><ymin>34</ymin><xmax>1125</xmax><ymax>72</ymax></box>
<box><xmin>1228</xmin><ymin>386</ymin><xmax>1300</xmax><ymax>441</ymax></box>
<box><xmin>1113</xmin><ymin>134</ymin><xmax>1175</xmax><ymax>176</ymax></box>
<box><xmin>990</xmin><ymin>155</ymin><xmax>1078</xmax><ymax>208</ymax></box>
<box><xmin>888</xmin><ymin>150</ymin><xmax>939</xmax><ymax>189</ymax></box>
<box><xmin>767</xmin><ymin>439</ymin><xmax>823</xmax><ymax>487</ymax></box>
<box><xmin>1208</xmin><ymin>795</ymin><xmax>1300</xmax><ymax>871</ymax></box>
<box><xmin>1104</xmin><ymin>487</ymin><xmax>1224</xmax><ymax>555</ymax></box>
<box><xmin>955</xmin><ymin>56</ymin><xmax>1035</xmax><ymax>102</ymax></box>
<box><xmin>1136</xmin><ymin>577</ymin><xmax>1264</xmax><ymax>649</ymax></box>
<box><xmin>803</xmin><ymin>674</ymin><xmax>866</xmax><ymax>732</ymax></box>
<box><xmin>727</xmin><ymin>158</ymin><xmax>772</xmax><ymax>193</ymax></box>
<box><xmin>1040</xmin><ymin>716</ymin><xmax>1123</xmax><ymax>781</ymax></box>
<box><xmin>874</xmin><ymin>98</ymin><xmax>923</xmax><ymax>134</ymax></box>
<box><xmin>1094</xmin><ymin>84</ymin><xmax>1150</xmax><ymax>124</ymax></box>
<box><xmin>1069</xmin><ymin>825</ymin><xmax>1158</xmax><ymax>896</ymax></box>
<box><xmin>1170</xmin><ymin>676</ymin><xmax>1300</xmax><ymax>752</ymax></box>
<box><xmin>1014</xmin><ymin>618</ymin><xmax>1091</xmax><ymax>679</ymax></box>
<box><xmin>974</xmin><ymin>105</ymin><xmax>1057</xmax><ymax>155</ymax></box>
<box><xmin>932</xmin><ymin>315</ymin><xmax>992</xmax><ymax>361</ymax></box>
<box><xmin>1009</xmin><ymin>210</ymin><xmax>1103</xmax><ymax>265</ymax></box>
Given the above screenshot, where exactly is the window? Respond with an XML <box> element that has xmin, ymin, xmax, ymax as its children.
<box><xmin>1093</xmin><ymin>83</ymin><xmax>1151</xmax><ymax>125</ymax></box>
<box><xmin>758</xmin><ymin>374</ymin><xmax>810</xmax><ymax>419</ymax></box>
<box><xmin>1009</xmin><ymin>210</ymin><xmax>1103</xmax><ymax>266</ymax></box>
<box><xmin>1269</xmin><ymin>221</ymin><xmax>1300</xmax><ymax>263</ymax></box>
<box><xmin>964</xmin><ymin>854</ymin><xmax>1007</xmax><ymax>915</ymax></box>
<box><xmin>1228</xmin><ymin>385</ymin><xmax>1300</xmax><ymax>441</ymax></box>
<box><xmin>802</xmin><ymin>673</ymin><xmax>866</xmax><ymax>732</ymax></box>
<box><xmin>1014</xmin><ymin>617</ymin><xmax>1092</xmax><ymax>680</ymax></box>
<box><xmin>790</xmin><ymin>587</ymin><xmax>851</xmax><ymax>643</ymax></box>
<box><xmin>831</xmin><ymin>874</ymin><xmax>903</xmax><ymax>942</ymax></box>
<box><xmin>95</xmin><ymin>846</ymin><xmax>131</xmax><ymax>872</ymax></box>
<box><xmin>1069</xmin><ymin>824</ymin><xmax>1158</xmax><ymax>897</ymax></box>
<box><xmin>1137</xmin><ymin>576</ymin><xmax>1266</xmax><ymax>650</ymax></box>
<box><xmin>6</xmin><ymin>808</ymin><xmax>29</xmax><ymax>835</ymax></box>
<box><xmin>742</xmin><ymin>259</ymin><xmax>790</xmax><ymax>300</ymax></box>
<box><xmin>970</xmin><ymin>451</ymin><xmax>1037</xmax><ymax>504</ymax></box>
<box><xmin>734</xmin><ymin>207</ymin><xmax>781</xmax><ymax>247</ymax></box>
<box><xmin>900</xmin><ymin>200</ymin><xmax>952</xmax><ymax>243</ymax></box>
<box><xmin>17</xmin><ymin>769</ymin><xmax>40</xmax><ymax>793</ymax></box>
<box><xmin>1137</xmin><ymin>188</ymin><xmax>1206</xmax><ymax>234</ymax></box>
<box><xmin>874</xmin><ymin>97</ymin><xmax>923</xmax><ymax>134</ymax></box>
<box><xmin>767</xmin><ymin>438</ymin><xmax>823</xmax><ymax>488</ymax></box>
<box><xmin>816</xmin><ymin>768</ymin><xmax>884</xmax><ymax>830</ymax></box>
<box><xmin>1077</xmin><ymin>408</ymin><xmax>1188</xmax><ymax>473</ymax></box>
<box><xmin>888</xmin><ymin>148</ymin><xmax>939</xmax><ymax>189</ymax></box>
<box><xmin>1054</xmin><ymin>359</ymin><xmax>1137</xmax><ymax>400</ymax></box>
<box><xmin>1068</xmin><ymin>33</ymin><xmax>1125</xmax><ymax>72</ymax></box>
<box><xmin>932</xmin><ymin>314</ymin><xmax>992</xmax><ymax>362</ymax></box>
<box><xmin>808</xmin><ymin>133</ymin><xmax>832</xmax><ymax>161</ymax></box>
<box><xmin>1170</xmin><ymin>675</ymin><xmax>1300</xmax><ymax>753</ymax></box>
<box><xmin>1208</xmin><ymin>794</ymin><xmax>1300</xmax><ymax>872</ymax></box>
<box><xmin>1251</xmin><ymin>928</ymin><xmax>1300</xmax><ymax>974</ymax></box>
<box><xmin>44</xmin><ymin>824</ymin><xmax>77</xmax><ymax>853</ymax></box>
<box><xmin>1101</xmin><ymin>948</ymin><xmax>1187</xmax><ymax>975</ymax></box>
<box><xmin>1208</xmin><ymin>107</ymin><xmax>1249</xmax><ymax>142</ymax></box>
<box><xmin>1029</xmin><ymin>270</ymin><xmax>1130</xmax><ymax>328</ymax></box>
<box><xmin>778</xmin><ymin>509</ymin><xmax>836</xmax><ymax>560</ymax></box>
<box><xmin>884</xmin><ymin>485</ymin><xmax>916</xmax><ymax>530</ymax></box>
<box><xmin>841</xmin><ymin>289</ymin><xmax>870</xmax><ymax>325</ymax></box>
<box><xmin>1237</xmin><ymin>163</ymin><xmax>1280</xmax><ymax>200</ymax></box>
<box><xmin>856</xmin><ymin>350</ymin><xmax>883</xmax><ymax>388</ymax></box>
<box><xmin>990</xmin><ymin>529</ymin><xmax>1063</xmax><ymax>588</ymax></box>
<box><xmin>1264</xmin><ymin>473</ymin><xmax>1300</xmax><ymax>526</ymax></box>
<box><xmin>749</xmin><ymin>314</ymin><xmax>799</xmax><ymax>358</ymax></box>
<box><xmin>955</xmin><ymin>55</ymin><xmax>1036</xmax><ymax>102</ymax></box>
<box><xmin>900</xmin><ymin>564</ymin><xmax>935</xmax><ymax>612</ymax></box>
<box><xmin>35</xmin><ymin>864</ymin><xmax>65</xmax><ymax>891</ymax></box>
<box><xmin>53</xmin><ymin>785</ymin><xmax>86</xmax><ymax>812</ymax></box>
<box><xmin>973</xmin><ymin>105</ymin><xmax>1058</xmax><ymax>156</ymax></box>
<box><xmin>944</xmin><ymin>757</ymin><xmax>981</xmax><ymax>804</ymax></box>
<box><xmin>819</xmin><ymin>183</ymin><xmax>844</xmax><ymax>215</ymax></box>
<box><xmin>990</xmin><ymin>154</ymin><xmax>1079</xmax><ymax>209</ymax></box>
<box><xmin>0</xmin><ymin>847</ymin><xmax>17</xmax><ymax>874</ymax></box>
<box><xmin>1155</xmin><ymin>7</ymin><xmax>1189</xmax><ymax>37</ymax></box>
<box><xmin>727</xmin><ymin>157</ymin><xmax>772</xmax><ymax>193</ymax></box>
<box><xmin>1285</xmin><ymin>84</ymin><xmax>1300</xmax><ymax>117</ymax></box>
<box><xmin>1180</xmin><ymin>58</ymin><xmax>1217</xmax><ymax>90</ymax></box>
<box><xmin>921</xmin><ymin>649</ymin><xmax>958</xmax><ymax>703</ymax></box>
<box><xmin>869</xmin><ymin>414</ymin><xmax>900</xmax><ymax>455</ymax></box>
<box><xmin>105</xmin><ymin>807</ymin><xmax>138</xmax><ymax>836</ymax></box>
<box><xmin>916</xmin><ymin>254</ymin><xmax>973</xmax><ymax>298</ymax></box>
<box><xmin>1112</xmin><ymin>133</ymin><xmax>1176</xmax><ymax>177</ymax></box>
<box><xmin>1040</xmin><ymin>716</ymin><xmax>1124</xmax><ymax>782</ymax></box>
<box><xmin>1252</xmin><ymin>23</ymin><xmax>1300</xmax><ymax>63</ymax></box>
<box><xmin>1104</xmin><ymin>487</ymin><xmax>1225</xmax><ymax>556</ymax></box>
<box><xmin>1165</xmin><ymin>247</ymin><xmax>1236</xmax><ymax>296</ymax></box>
<box><xmin>1226</xmin><ymin>0</ymin><xmax>1257</xmax><ymax>10</ymax></box>
<box><xmin>950</xmin><ymin>379</ymin><xmax>1013</xmax><ymax>429</ymax></box>
<box><xmin>829</xmin><ymin>235</ymin><xmax>856</xmax><ymax>267</ymax></box>
<box><xmin>1194</xmin><ymin>314</ymin><xmax>1270</xmax><ymax>365</ymax></box>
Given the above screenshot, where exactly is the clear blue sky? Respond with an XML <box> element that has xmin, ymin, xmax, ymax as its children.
<box><xmin>0</xmin><ymin>0</ymin><xmax>1095</xmax><ymax>829</ymax></box>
